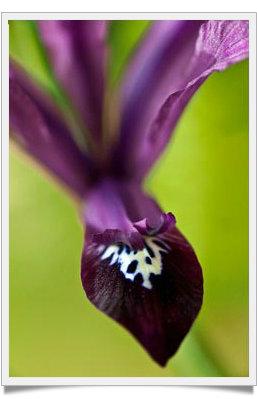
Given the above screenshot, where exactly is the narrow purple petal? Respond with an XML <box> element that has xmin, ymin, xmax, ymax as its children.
<box><xmin>81</xmin><ymin>225</ymin><xmax>203</xmax><ymax>366</ymax></box>
<box><xmin>38</xmin><ymin>20</ymin><xmax>108</xmax><ymax>142</ymax></box>
<box><xmin>121</xmin><ymin>21</ymin><xmax>202</xmax><ymax>113</ymax></box>
<box><xmin>10</xmin><ymin>61</ymin><xmax>95</xmax><ymax>198</ymax></box>
<box><xmin>134</xmin><ymin>78</ymin><xmax>206</xmax><ymax>178</ymax></box>
<box><xmin>112</xmin><ymin>20</ymin><xmax>203</xmax><ymax>178</ymax></box>
<box><xmin>113</xmin><ymin>20</ymin><xmax>249</xmax><ymax>180</ymax></box>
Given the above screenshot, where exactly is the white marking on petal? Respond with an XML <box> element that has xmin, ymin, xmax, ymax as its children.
<box><xmin>100</xmin><ymin>236</ymin><xmax>170</xmax><ymax>289</ymax></box>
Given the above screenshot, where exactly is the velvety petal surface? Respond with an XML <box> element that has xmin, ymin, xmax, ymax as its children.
<box><xmin>10</xmin><ymin>61</ymin><xmax>95</xmax><ymax>198</ymax></box>
<box><xmin>113</xmin><ymin>20</ymin><xmax>249</xmax><ymax>180</ymax></box>
<box><xmin>81</xmin><ymin>179</ymin><xmax>202</xmax><ymax>365</ymax></box>
<box><xmin>81</xmin><ymin>225</ymin><xmax>203</xmax><ymax>366</ymax></box>
<box><xmin>38</xmin><ymin>20</ymin><xmax>108</xmax><ymax>143</ymax></box>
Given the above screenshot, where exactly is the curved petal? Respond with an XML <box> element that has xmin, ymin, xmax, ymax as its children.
<box><xmin>81</xmin><ymin>225</ymin><xmax>203</xmax><ymax>366</ymax></box>
<box><xmin>114</xmin><ymin>20</ymin><xmax>249</xmax><ymax>180</ymax></box>
<box><xmin>83</xmin><ymin>178</ymin><xmax>175</xmax><ymax>248</ymax></box>
<box><xmin>38</xmin><ymin>20</ymin><xmax>108</xmax><ymax>142</ymax></box>
<box><xmin>132</xmin><ymin>78</ymin><xmax>206</xmax><ymax>178</ymax></box>
<box><xmin>10</xmin><ymin>61</ymin><xmax>95</xmax><ymax>198</ymax></box>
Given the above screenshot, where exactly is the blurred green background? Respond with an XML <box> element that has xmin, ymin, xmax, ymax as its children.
<box><xmin>9</xmin><ymin>21</ymin><xmax>248</xmax><ymax>377</ymax></box>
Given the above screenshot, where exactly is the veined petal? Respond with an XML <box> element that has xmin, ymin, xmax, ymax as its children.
<box><xmin>81</xmin><ymin>225</ymin><xmax>203</xmax><ymax>366</ymax></box>
<box><xmin>10</xmin><ymin>61</ymin><xmax>95</xmax><ymax>198</ymax></box>
<box><xmin>38</xmin><ymin>20</ymin><xmax>108</xmax><ymax>142</ymax></box>
<box><xmin>114</xmin><ymin>20</ymin><xmax>249</xmax><ymax>180</ymax></box>
<box><xmin>191</xmin><ymin>20</ymin><xmax>249</xmax><ymax>78</ymax></box>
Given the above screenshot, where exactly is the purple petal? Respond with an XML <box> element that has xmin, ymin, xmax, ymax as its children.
<box><xmin>114</xmin><ymin>20</ymin><xmax>249</xmax><ymax>180</ymax></box>
<box><xmin>10</xmin><ymin>61</ymin><xmax>95</xmax><ymax>198</ymax></box>
<box><xmin>133</xmin><ymin>78</ymin><xmax>206</xmax><ymax>178</ymax></box>
<box><xmin>38</xmin><ymin>20</ymin><xmax>108</xmax><ymax>142</ymax></box>
<box><xmin>112</xmin><ymin>21</ymin><xmax>202</xmax><ymax>177</ymax></box>
<box><xmin>81</xmin><ymin>225</ymin><xmax>203</xmax><ymax>366</ymax></box>
<box><xmin>191</xmin><ymin>20</ymin><xmax>249</xmax><ymax>77</ymax></box>
<box><xmin>83</xmin><ymin>178</ymin><xmax>175</xmax><ymax>248</ymax></box>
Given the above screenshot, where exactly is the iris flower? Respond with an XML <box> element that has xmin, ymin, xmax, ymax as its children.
<box><xmin>10</xmin><ymin>20</ymin><xmax>249</xmax><ymax>367</ymax></box>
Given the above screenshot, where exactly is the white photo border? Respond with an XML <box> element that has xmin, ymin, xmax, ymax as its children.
<box><xmin>1</xmin><ymin>12</ymin><xmax>256</xmax><ymax>386</ymax></box>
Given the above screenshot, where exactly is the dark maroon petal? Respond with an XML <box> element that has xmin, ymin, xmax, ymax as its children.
<box><xmin>81</xmin><ymin>226</ymin><xmax>203</xmax><ymax>366</ymax></box>
<box><xmin>38</xmin><ymin>20</ymin><xmax>108</xmax><ymax>142</ymax></box>
<box><xmin>10</xmin><ymin>61</ymin><xmax>95</xmax><ymax>198</ymax></box>
<box><xmin>113</xmin><ymin>20</ymin><xmax>248</xmax><ymax>180</ymax></box>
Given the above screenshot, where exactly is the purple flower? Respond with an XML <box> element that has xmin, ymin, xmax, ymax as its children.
<box><xmin>10</xmin><ymin>20</ymin><xmax>249</xmax><ymax>366</ymax></box>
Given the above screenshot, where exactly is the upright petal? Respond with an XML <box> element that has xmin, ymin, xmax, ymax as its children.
<box><xmin>112</xmin><ymin>20</ymin><xmax>203</xmax><ymax>178</ymax></box>
<box><xmin>10</xmin><ymin>61</ymin><xmax>95</xmax><ymax>198</ymax></box>
<box><xmin>38</xmin><ymin>20</ymin><xmax>108</xmax><ymax>142</ymax></box>
<box><xmin>113</xmin><ymin>20</ymin><xmax>249</xmax><ymax>180</ymax></box>
<box><xmin>81</xmin><ymin>225</ymin><xmax>203</xmax><ymax>366</ymax></box>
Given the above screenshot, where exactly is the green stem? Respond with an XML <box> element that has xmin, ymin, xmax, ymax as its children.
<box><xmin>171</xmin><ymin>331</ymin><xmax>226</xmax><ymax>377</ymax></box>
